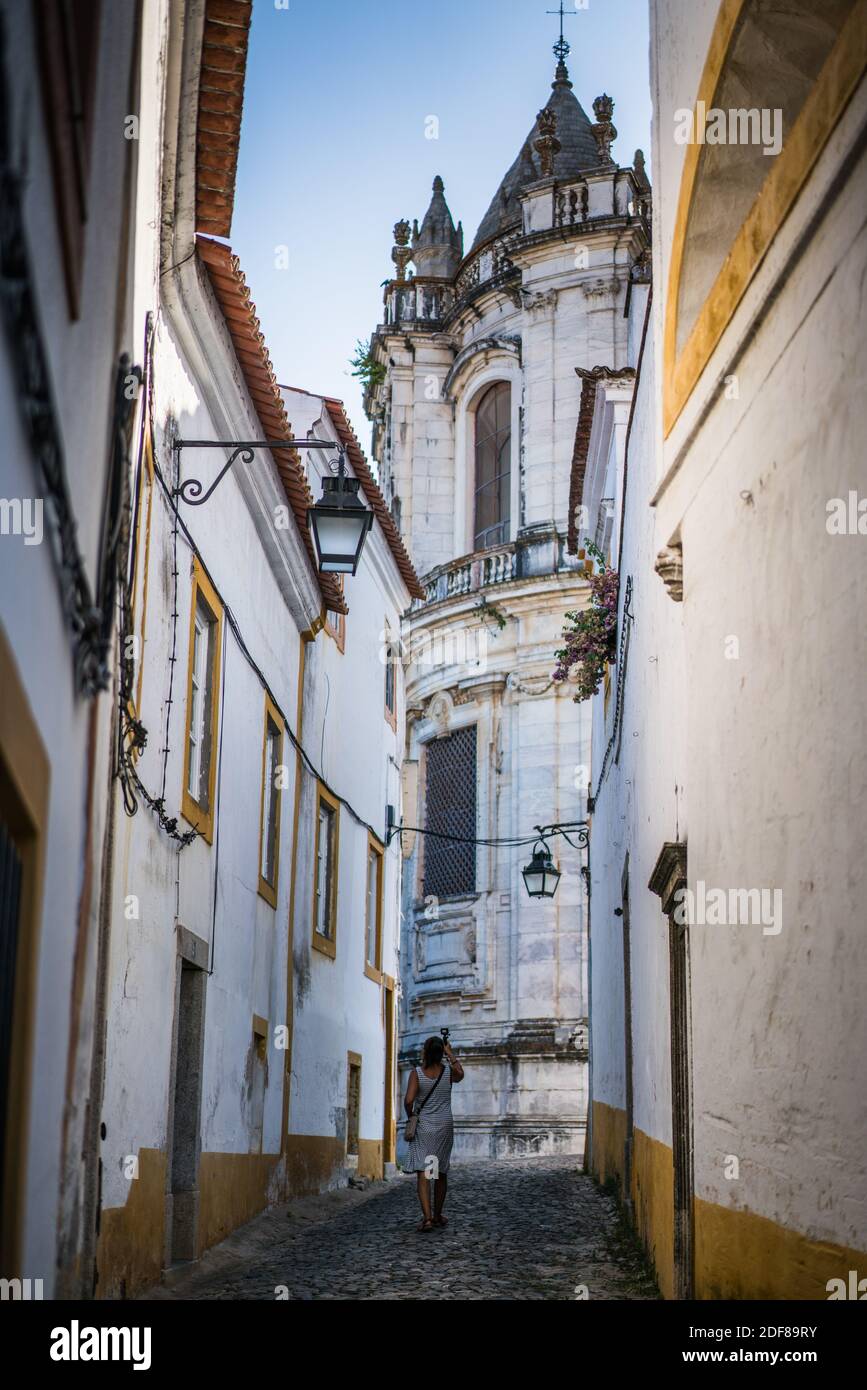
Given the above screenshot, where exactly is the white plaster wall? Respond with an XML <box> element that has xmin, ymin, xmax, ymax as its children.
<box><xmin>0</xmin><ymin>0</ymin><xmax>146</xmax><ymax>1290</ymax></box>
<box><xmin>636</xmin><ymin>0</ymin><xmax>867</xmax><ymax>1255</ymax></box>
<box><xmin>101</xmin><ymin>305</ymin><xmax>308</xmax><ymax>1208</ymax></box>
<box><xmin>283</xmin><ymin>394</ymin><xmax>408</xmax><ymax>1163</ymax></box>
<box><xmin>676</xmin><ymin>147</ymin><xmax>867</xmax><ymax>1250</ymax></box>
<box><xmin>585</xmin><ymin>284</ymin><xmax>687</xmax><ymax>1150</ymax></box>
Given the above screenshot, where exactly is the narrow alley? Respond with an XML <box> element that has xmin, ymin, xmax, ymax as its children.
<box><xmin>142</xmin><ymin>1157</ymin><xmax>657</xmax><ymax>1302</ymax></box>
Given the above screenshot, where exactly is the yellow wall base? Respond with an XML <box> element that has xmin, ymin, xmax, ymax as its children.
<box><xmin>198</xmin><ymin>1151</ymin><xmax>281</xmax><ymax>1256</ymax></box>
<box><xmin>283</xmin><ymin>1133</ymin><xmax>347</xmax><ymax>1197</ymax></box>
<box><xmin>97</xmin><ymin>1134</ymin><xmax>388</xmax><ymax>1298</ymax></box>
<box><xmin>590</xmin><ymin>1099</ymin><xmax>627</xmax><ymax>1189</ymax></box>
<box><xmin>96</xmin><ymin>1148</ymin><xmax>167</xmax><ymax>1300</ymax></box>
<box><xmin>694</xmin><ymin>1198</ymin><xmax>867</xmax><ymax>1301</ymax></box>
<box><xmin>357</xmin><ymin>1138</ymin><xmax>383</xmax><ymax>1180</ymax></box>
<box><xmin>631</xmin><ymin>1125</ymin><xmax>675</xmax><ymax>1300</ymax></box>
<box><xmin>590</xmin><ymin>1101</ymin><xmax>867</xmax><ymax>1299</ymax></box>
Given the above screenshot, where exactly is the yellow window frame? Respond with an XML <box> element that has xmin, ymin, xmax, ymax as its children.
<box><xmin>364</xmin><ymin>833</ymin><xmax>384</xmax><ymax>983</ymax></box>
<box><xmin>312</xmin><ymin>782</ymin><xmax>340</xmax><ymax>958</ymax></box>
<box><xmin>663</xmin><ymin>0</ymin><xmax>867</xmax><ymax>436</ymax></box>
<box><xmin>258</xmin><ymin>691</ymin><xmax>284</xmax><ymax>908</ymax></box>
<box><xmin>181</xmin><ymin>557</ymin><xmax>223</xmax><ymax>844</ymax></box>
<box><xmin>384</xmin><ymin>621</ymin><xmax>397</xmax><ymax>731</ymax></box>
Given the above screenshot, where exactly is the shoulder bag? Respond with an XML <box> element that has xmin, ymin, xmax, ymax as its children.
<box><xmin>404</xmin><ymin>1064</ymin><xmax>445</xmax><ymax>1142</ymax></box>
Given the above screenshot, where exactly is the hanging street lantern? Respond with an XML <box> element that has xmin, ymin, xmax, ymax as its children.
<box><xmin>522</xmin><ymin>841</ymin><xmax>562</xmax><ymax>899</ymax></box>
<box><xmin>307</xmin><ymin>451</ymin><xmax>374</xmax><ymax>575</ymax></box>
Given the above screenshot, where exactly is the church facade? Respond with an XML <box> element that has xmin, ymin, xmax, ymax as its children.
<box><xmin>364</xmin><ymin>51</ymin><xmax>651</xmax><ymax>1157</ymax></box>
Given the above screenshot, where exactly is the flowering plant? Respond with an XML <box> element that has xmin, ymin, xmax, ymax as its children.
<box><xmin>553</xmin><ymin>541</ymin><xmax>619</xmax><ymax>702</ymax></box>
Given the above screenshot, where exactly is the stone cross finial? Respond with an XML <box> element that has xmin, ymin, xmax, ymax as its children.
<box><xmin>591</xmin><ymin>94</ymin><xmax>617</xmax><ymax>168</ymax></box>
<box><xmin>391</xmin><ymin>219</ymin><xmax>412</xmax><ymax>282</ymax></box>
<box><xmin>534</xmin><ymin>106</ymin><xmax>561</xmax><ymax>178</ymax></box>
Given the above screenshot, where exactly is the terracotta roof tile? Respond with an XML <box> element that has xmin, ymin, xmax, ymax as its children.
<box><xmin>322</xmin><ymin>398</ymin><xmax>425</xmax><ymax>600</ymax></box>
<box><xmin>195</xmin><ymin>0</ymin><xmax>252</xmax><ymax>238</ymax></box>
<box><xmin>197</xmin><ymin>235</ymin><xmax>346</xmax><ymax>614</ymax></box>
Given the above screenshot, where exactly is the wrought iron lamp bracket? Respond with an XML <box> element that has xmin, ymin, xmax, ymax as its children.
<box><xmin>172</xmin><ymin>437</ymin><xmax>340</xmax><ymax>506</ymax></box>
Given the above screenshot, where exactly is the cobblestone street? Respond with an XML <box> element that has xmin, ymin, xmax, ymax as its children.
<box><xmin>143</xmin><ymin>1156</ymin><xmax>658</xmax><ymax>1301</ymax></box>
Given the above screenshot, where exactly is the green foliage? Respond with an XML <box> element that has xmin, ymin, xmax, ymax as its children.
<box><xmin>350</xmin><ymin>338</ymin><xmax>386</xmax><ymax>390</ymax></box>
<box><xmin>475</xmin><ymin>597</ymin><xmax>509</xmax><ymax>632</ymax></box>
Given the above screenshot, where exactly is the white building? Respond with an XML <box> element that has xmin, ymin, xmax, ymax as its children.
<box><xmin>583</xmin><ymin>0</ymin><xmax>867</xmax><ymax>1299</ymax></box>
<box><xmin>0</xmin><ymin>0</ymin><xmax>146</xmax><ymax>1297</ymax></box>
<box><xmin>364</xmin><ymin>47</ymin><xmax>650</xmax><ymax>1157</ymax></box>
<box><xmin>278</xmin><ymin>385</ymin><xmax>422</xmax><ymax>1195</ymax></box>
<box><xmin>0</xmin><ymin>0</ymin><xmax>421</xmax><ymax>1301</ymax></box>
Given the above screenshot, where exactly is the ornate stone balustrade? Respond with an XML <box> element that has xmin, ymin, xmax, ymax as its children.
<box><xmin>415</xmin><ymin>526</ymin><xmax>580</xmax><ymax>611</ymax></box>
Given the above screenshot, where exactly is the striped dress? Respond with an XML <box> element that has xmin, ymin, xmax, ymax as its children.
<box><xmin>404</xmin><ymin>1062</ymin><xmax>454</xmax><ymax>1174</ymax></box>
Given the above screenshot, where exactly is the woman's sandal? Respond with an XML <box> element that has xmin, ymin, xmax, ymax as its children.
<box><xmin>417</xmin><ymin>1218</ymin><xmax>434</xmax><ymax>1233</ymax></box>
<box><xmin>433</xmin><ymin>1215</ymin><xmax>448</xmax><ymax>1228</ymax></box>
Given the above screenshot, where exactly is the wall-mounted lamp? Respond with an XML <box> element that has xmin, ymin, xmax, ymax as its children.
<box><xmin>521</xmin><ymin>842</ymin><xmax>562</xmax><ymax>899</ymax></box>
<box><xmin>172</xmin><ymin>437</ymin><xmax>374</xmax><ymax>576</ymax></box>
<box><xmin>307</xmin><ymin>450</ymin><xmax>374</xmax><ymax>576</ymax></box>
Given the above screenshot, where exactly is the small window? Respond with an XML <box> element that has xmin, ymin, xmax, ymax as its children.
<box><xmin>474</xmin><ymin>382</ymin><xmax>511</xmax><ymax>551</ymax></box>
<box><xmin>364</xmin><ymin>838</ymin><xmax>383</xmax><ymax>980</ymax></box>
<box><xmin>182</xmin><ymin>561</ymin><xmax>222</xmax><ymax>843</ymax></box>
<box><xmin>313</xmin><ymin>786</ymin><xmax>339</xmax><ymax>955</ymax></box>
<box><xmin>258</xmin><ymin>695</ymin><xmax>284</xmax><ymax>907</ymax></box>
<box><xmin>346</xmin><ymin>1054</ymin><xmax>362</xmax><ymax>1158</ymax></box>
<box><xmin>35</xmin><ymin>0</ymin><xmax>103</xmax><ymax>318</ymax></box>
<box><xmin>384</xmin><ymin>625</ymin><xmax>397</xmax><ymax>729</ymax></box>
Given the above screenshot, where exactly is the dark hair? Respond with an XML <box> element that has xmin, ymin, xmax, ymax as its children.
<box><xmin>422</xmin><ymin>1036</ymin><xmax>444</xmax><ymax>1067</ymax></box>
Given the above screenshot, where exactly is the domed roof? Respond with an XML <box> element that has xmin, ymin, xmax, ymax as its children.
<box><xmin>472</xmin><ymin>60</ymin><xmax>599</xmax><ymax>251</ymax></box>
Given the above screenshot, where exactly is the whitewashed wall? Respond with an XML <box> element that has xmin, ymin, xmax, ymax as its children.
<box><xmin>0</xmin><ymin>0</ymin><xmax>147</xmax><ymax>1293</ymax></box>
<box><xmin>282</xmin><ymin>390</ymin><xmax>408</xmax><ymax>1172</ymax></box>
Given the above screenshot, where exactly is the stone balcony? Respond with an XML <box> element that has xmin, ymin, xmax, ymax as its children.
<box><xmin>412</xmin><ymin>525</ymin><xmax>583</xmax><ymax>613</ymax></box>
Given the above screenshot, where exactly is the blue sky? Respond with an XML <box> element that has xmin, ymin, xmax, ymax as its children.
<box><xmin>232</xmin><ymin>0</ymin><xmax>652</xmax><ymax>441</ymax></box>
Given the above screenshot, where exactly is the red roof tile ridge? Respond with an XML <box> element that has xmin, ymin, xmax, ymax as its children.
<box><xmin>195</xmin><ymin>235</ymin><xmax>345</xmax><ymax>614</ymax></box>
<box><xmin>322</xmin><ymin>396</ymin><xmax>424</xmax><ymax>600</ymax></box>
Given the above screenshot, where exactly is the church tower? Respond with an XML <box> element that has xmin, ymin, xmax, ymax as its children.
<box><xmin>363</xmin><ymin>36</ymin><xmax>650</xmax><ymax>1158</ymax></box>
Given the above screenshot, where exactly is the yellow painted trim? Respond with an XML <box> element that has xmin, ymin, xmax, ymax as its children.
<box><xmin>0</xmin><ymin>623</ymin><xmax>50</xmax><ymax>1275</ymax></box>
<box><xmin>357</xmin><ymin>1138</ymin><xmax>384</xmax><ymax>1181</ymax></box>
<box><xmin>590</xmin><ymin>1098</ymin><xmax>627</xmax><ymax>1189</ymax></box>
<box><xmin>632</xmin><ymin>1125</ymin><xmax>675</xmax><ymax>1300</ymax></box>
<box><xmin>592</xmin><ymin>1104</ymin><xmax>867</xmax><ymax>1299</ymax></box>
<box><xmin>663</xmin><ymin>0</ymin><xmax>867</xmax><ymax>436</ymax></box>
<box><xmin>694</xmin><ymin>1196</ymin><xmax>867</xmax><ymax>1300</ymax></box>
<box><xmin>312</xmin><ymin>781</ymin><xmax>340</xmax><ymax>958</ymax></box>
<box><xmin>180</xmin><ymin>556</ymin><xmax>223</xmax><ymax>844</ymax></box>
<box><xmin>384</xmin><ymin>619</ymin><xmax>398</xmax><ymax>731</ymax></box>
<box><xmin>95</xmin><ymin>1147</ymin><xmax>166</xmax><ymax>1299</ymax></box>
<box><xmin>257</xmin><ymin>690</ymin><xmax>284</xmax><ymax>909</ymax></box>
<box><xmin>284</xmin><ymin>1133</ymin><xmax>346</xmax><ymax>1196</ymax></box>
<box><xmin>364</xmin><ymin>831</ymin><xmax>384</xmax><ymax>979</ymax></box>
<box><xmin>383</xmin><ymin>980</ymin><xmax>396</xmax><ymax>1164</ymax></box>
<box><xmin>281</xmin><ymin>631</ymin><xmax>311</xmax><ymax>1156</ymax></box>
<box><xmin>197</xmin><ymin>1151</ymin><xmax>281</xmax><ymax>1256</ymax></box>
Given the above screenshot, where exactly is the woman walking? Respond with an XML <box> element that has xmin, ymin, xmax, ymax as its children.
<box><xmin>403</xmin><ymin>1035</ymin><xmax>464</xmax><ymax>1232</ymax></box>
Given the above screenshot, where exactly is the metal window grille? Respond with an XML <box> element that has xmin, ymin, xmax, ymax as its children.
<box><xmin>423</xmin><ymin>726</ymin><xmax>477</xmax><ymax>898</ymax></box>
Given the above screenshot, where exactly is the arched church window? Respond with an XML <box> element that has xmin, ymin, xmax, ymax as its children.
<box><xmin>473</xmin><ymin>382</ymin><xmax>511</xmax><ymax>550</ymax></box>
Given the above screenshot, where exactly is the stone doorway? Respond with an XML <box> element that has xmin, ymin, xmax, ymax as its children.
<box><xmin>166</xmin><ymin>929</ymin><xmax>208</xmax><ymax>1266</ymax></box>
